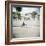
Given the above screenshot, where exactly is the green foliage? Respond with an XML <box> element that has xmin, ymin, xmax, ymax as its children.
<box><xmin>12</xmin><ymin>12</ymin><xmax>15</xmax><ymax>14</ymax></box>
<box><xmin>17</xmin><ymin>12</ymin><xmax>21</xmax><ymax>20</ymax></box>
<box><xmin>12</xmin><ymin>12</ymin><xmax>15</xmax><ymax>15</ymax></box>
<box><xmin>31</xmin><ymin>11</ymin><xmax>37</xmax><ymax>15</ymax></box>
<box><xmin>12</xmin><ymin>7</ymin><xmax>22</xmax><ymax>20</ymax></box>
<box><xmin>16</xmin><ymin>7</ymin><xmax>22</xmax><ymax>12</ymax></box>
<box><xmin>31</xmin><ymin>11</ymin><xmax>37</xmax><ymax>19</ymax></box>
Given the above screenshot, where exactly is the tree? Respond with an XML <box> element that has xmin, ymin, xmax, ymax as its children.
<box><xmin>16</xmin><ymin>7</ymin><xmax>22</xmax><ymax>12</ymax></box>
<box><xmin>31</xmin><ymin>11</ymin><xmax>37</xmax><ymax>19</ymax></box>
<box><xmin>12</xmin><ymin>7</ymin><xmax>22</xmax><ymax>20</ymax></box>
